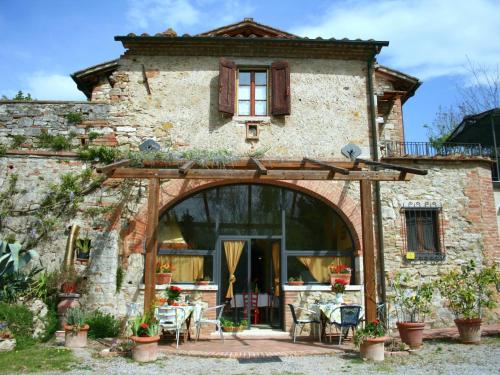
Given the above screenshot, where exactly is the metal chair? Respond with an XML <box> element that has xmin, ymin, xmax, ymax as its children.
<box><xmin>243</xmin><ymin>292</ymin><xmax>260</xmax><ymax>324</ymax></box>
<box><xmin>195</xmin><ymin>304</ymin><xmax>225</xmax><ymax>342</ymax></box>
<box><xmin>327</xmin><ymin>304</ymin><xmax>362</xmax><ymax>345</ymax></box>
<box><xmin>288</xmin><ymin>304</ymin><xmax>322</xmax><ymax>343</ymax></box>
<box><xmin>156</xmin><ymin>306</ymin><xmax>187</xmax><ymax>349</ymax></box>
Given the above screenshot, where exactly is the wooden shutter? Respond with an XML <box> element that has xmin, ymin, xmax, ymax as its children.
<box><xmin>218</xmin><ymin>58</ymin><xmax>236</xmax><ymax>115</ymax></box>
<box><xmin>271</xmin><ymin>61</ymin><xmax>291</xmax><ymax>116</ymax></box>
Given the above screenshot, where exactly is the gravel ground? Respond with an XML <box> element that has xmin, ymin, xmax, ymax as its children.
<box><xmin>41</xmin><ymin>337</ymin><xmax>499</xmax><ymax>375</ymax></box>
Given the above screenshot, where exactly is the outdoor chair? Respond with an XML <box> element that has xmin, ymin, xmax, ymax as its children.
<box><xmin>326</xmin><ymin>304</ymin><xmax>362</xmax><ymax>345</ymax></box>
<box><xmin>195</xmin><ymin>304</ymin><xmax>225</xmax><ymax>343</ymax></box>
<box><xmin>156</xmin><ymin>306</ymin><xmax>188</xmax><ymax>349</ymax></box>
<box><xmin>288</xmin><ymin>304</ymin><xmax>322</xmax><ymax>343</ymax></box>
<box><xmin>243</xmin><ymin>292</ymin><xmax>260</xmax><ymax>324</ymax></box>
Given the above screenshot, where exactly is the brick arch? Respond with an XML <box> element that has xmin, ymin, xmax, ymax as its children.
<box><xmin>122</xmin><ymin>179</ymin><xmax>363</xmax><ymax>256</ymax></box>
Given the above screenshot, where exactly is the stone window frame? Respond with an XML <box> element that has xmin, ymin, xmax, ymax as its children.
<box><xmin>400</xmin><ymin>207</ymin><xmax>445</xmax><ymax>261</ymax></box>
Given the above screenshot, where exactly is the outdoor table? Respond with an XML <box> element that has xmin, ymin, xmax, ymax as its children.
<box><xmin>157</xmin><ymin>304</ymin><xmax>195</xmax><ymax>341</ymax></box>
<box><xmin>310</xmin><ymin>302</ymin><xmax>365</xmax><ymax>341</ymax></box>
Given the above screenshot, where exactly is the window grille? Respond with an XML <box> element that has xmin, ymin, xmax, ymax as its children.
<box><xmin>401</xmin><ymin>208</ymin><xmax>445</xmax><ymax>261</ymax></box>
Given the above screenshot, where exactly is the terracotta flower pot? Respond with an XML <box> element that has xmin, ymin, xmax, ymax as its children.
<box><xmin>131</xmin><ymin>335</ymin><xmax>160</xmax><ymax>362</ymax></box>
<box><xmin>61</xmin><ymin>282</ymin><xmax>77</xmax><ymax>294</ymax></box>
<box><xmin>397</xmin><ymin>322</ymin><xmax>426</xmax><ymax>349</ymax></box>
<box><xmin>64</xmin><ymin>324</ymin><xmax>89</xmax><ymax>348</ymax></box>
<box><xmin>288</xmin><ymin>281</ymin><xmax>304</xmax><ymax>286</ymax></box>
<box><xmin>195</xmin><ymin>280</ymin><xmax>210</xmax><ymax>285</ymax></box>
<box><xmin>454</xmin><ymin>318</ymin><xmax>482</xmax><ymax>344</ymax></box>
<box><xmin>330</xmin><ymin>273</ymin><xmax>351</xmax><ymax>286</ymax></box>
<box><xmin>156</xmin><ymin>273</ymin><xmax>172</xmax><ymax>285</ymax></box>
<box><xmin>221</xmin><ymin>326</ymin><xmax>245</xmax><ymax>332</ymax></box>
<box><xmin>359</xmin><ymin>336</ymin><xmax>386</xmax><ymax>361</ymax></box>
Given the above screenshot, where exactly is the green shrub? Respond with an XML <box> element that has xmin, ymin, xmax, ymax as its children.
<box><xmin>36</xmin><ymin>133</ymin><xmax>73</xmax><ymax>151</ymax></box>
<box><xmin>41</xmin><ymin>304</ymin><xmax>59</xmax><ymax>342</ymax></box>
<box><xmin>78</xmin><ymin>146</ymin><xmax>118</xmax><ymax>164</ymax></box>
<box><xmin>10</xmin><ymin>135</ymin><xmax>26</xmax><ymax>149</ymax></box>
<box><xmin>65</xmin><ymin>112</ymin><xmax>83</xmax><ymax>124</ymax></box>
<box><xmin>85</xmin><ymin>310</ymin><xmax>120</xmax><ymax>339</ymax></box>
<box><xmin>0</xmin><ymin>302</ymin><xmax>35</xmax><ymax>349</ymax></box>
<box><xmin>0</xmin><ymin>144</ymin><xmax>6</xmax><ymax>156</ymax></box>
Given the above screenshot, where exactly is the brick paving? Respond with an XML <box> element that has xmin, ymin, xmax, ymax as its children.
<box><xmin>158</xmin><ymin>324</ymin><xmax>500</xmax><ymax>359</ymax></box>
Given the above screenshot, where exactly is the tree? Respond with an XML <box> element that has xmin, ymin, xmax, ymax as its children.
<box><xmin>425</xmin><ymin>59</ymin><xmax>500</xmax><ymax>143</ymax></box>
<box><xmin>1</xmin><ymin>91</ymin><xmax>33</xmax><ymax>101</ymax></box>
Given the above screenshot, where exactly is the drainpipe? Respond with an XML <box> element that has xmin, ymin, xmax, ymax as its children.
<box><xmin>366</xmin><ymin>58</ymin><xmax>387</xmax><ymax>311</ymax></box>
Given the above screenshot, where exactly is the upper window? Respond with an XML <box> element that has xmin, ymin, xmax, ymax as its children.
<box><xmin>402</xmin><ymin>208</ymin><xmax>445</xmax><ymax>261</ymax></box>
<box><xmin>237</xmin><ymin>70</ymin><xmax>268</xmax><ymax>116</ymax></box>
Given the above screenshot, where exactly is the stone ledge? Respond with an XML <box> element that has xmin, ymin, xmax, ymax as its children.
<box><xmin>139</xmin><ymin>283</ymin><xmax>218</xmax><ymax>291</ymax></box>
<box><xmin>282</xmin><ymin>284</ymin><xmax>362</xmax><ymax>292</ymax></box>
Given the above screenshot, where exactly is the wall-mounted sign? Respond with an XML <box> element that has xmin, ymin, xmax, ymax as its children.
<box><xmin>402</xmin><ymin>201</ymin><xmax>442</xmax><ymax>209</ymax></box>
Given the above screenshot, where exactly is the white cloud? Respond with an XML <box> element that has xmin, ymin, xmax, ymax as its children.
<box><xmin>291</xmin><ymin>0</ymin><xmax>500</xmax><ymax>80</ymax></box>
<box><xmin>126</xmin><ymin>0</ymin><xmax>254</xmax><ymax>33</ymax></box>
<box><xmin>22</xmin><ymin>72</ymin><xmax>86</xmax><ymax>101</ymax></box>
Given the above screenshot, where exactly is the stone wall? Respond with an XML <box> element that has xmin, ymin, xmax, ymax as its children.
<box><xmin>380</xmin><ymin>159</ymin><xmax>499</xmax><ymax>327</ymax></box>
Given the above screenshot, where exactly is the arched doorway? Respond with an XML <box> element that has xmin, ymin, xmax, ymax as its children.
<box><xmin>156</xmin><ymin>183</ymin><xmax>355</xmax><ymax>329</ymax></box>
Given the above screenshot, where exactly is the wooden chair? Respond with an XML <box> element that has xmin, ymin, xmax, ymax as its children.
<box><xmin>242</xmin><ymin>292</ymin><xmax>260</xmax><ymax>324</ymax></box>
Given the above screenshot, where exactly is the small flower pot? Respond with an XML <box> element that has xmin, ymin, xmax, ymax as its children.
<box><xmin>156</xmin><ymin>273</ymin><xmax>172</xmax><ymax>285</ymax></box>
<box><xmin>288</xmin><ymin>281</ymin><xmax>304</xmax><ymax>286</ymax></box>
<box><xmin>330</xmin><ymin>273</ymin><xmax>351</xmax><ymax>286</ymax></box>
<box><xmin>359</xmin><ymin>336</ymin><xmax>386</xmax><ymax>361</ymax></box>
<box><xmin>221</xmin><ymin>326</ymin><xmax>245</xmax><ymax>332</ymax></box>
<box><xmin>131</xmin><ymin>335</ymin><xmax>160</xmax><ymax>362</ymax></box>
<box><xmin>454</xmin><ymin>318</ymin><xmax>482</xmax><ymax>344</ymax></box>
<box><xmin>61</xmin><ymin>282</ymin><xmax>78</xmax><ymax>294</ymax></box>
<box><xmin>195</xmin><ymin>280</ymin><xmax>210</xmax><ymax>285</ymax></box>
<box><xmin>397</xmin><ymin>322</ymin><xmax>426</xmax><ymax>349</ymax></box>
<box><xmin>64</xmin><ymin>324</ymin><xmax>89</xmax><ymax>348</ymax></box>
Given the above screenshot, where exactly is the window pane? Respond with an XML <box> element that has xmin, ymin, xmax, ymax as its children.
<box><xmin>238</xmin><ymin>101</ymin><xmax>250</xmax><ymax>115</ymax></box>
<box><xmin>287</xmin><ymin>256</ymin><xmax>351</xmax><ymax>283</ymax></box>
<box><xmin>158</xmin><ymin>255</ymin><xmax>213</xmax><ymax>283</ymax></box>
<box><xmin>255</xmin><ymin>86</ymin><xmax>267</xmax><ymax>100</ymax></box>
<box><xmin>238</xmin><ymin>86</ymin><xmax>250</xmax><ymax>100</ymax></box>
<box><xmin>255</xmin><ymin>72</ymin><xmax>267</xmax><ymax>85</ymax></box>
<box><xmin>255</xmin><ymin>101</ymin><xmax>267</xmax><ymax>115</ymax></box>
<box><xmin>239</xmin><ymin>72</ymin><xmax>251</xmax><ymax>85</ymax></box>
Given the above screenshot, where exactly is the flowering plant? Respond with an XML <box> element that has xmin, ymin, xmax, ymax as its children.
<box><xmin>329</xmin><ymin>264</ymin><xmax>352</xmax><ymax>274</ymax></box>
<box><xmin>131</xmin><ymin>311</ymin><xmax>159</xmax><ymax>337</ymax></box>
<box><xmin>166</xmin><ymin>285</ymin><xmax>182</xmax><ymax>301</ymax></box>
<box><xmin>389</xmin><ymin>271</ymin><xmax>433</xmax><ymax>322</ymax></box>
<box><xmin>156</xmin><ymin>259</ymin><xmax>173</xmax><ymax>273</ymax></box>
<box><xmin>332</xmin><ymin>278</ymin><xmax>349</xmax><ymax>293</ymax></box>
<box><xmin>353</xmin><ymin>319</ymin><xmax>385</xmax><ymax>347</ymax></box>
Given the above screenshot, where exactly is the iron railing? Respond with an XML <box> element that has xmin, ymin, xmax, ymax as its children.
<box><xmin>380</xmin><ymin>141</ymin><xmax>492</xmax><ymax>158</ymax></box>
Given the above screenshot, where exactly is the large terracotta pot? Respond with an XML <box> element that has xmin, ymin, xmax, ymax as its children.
<box><xmin>131</xmin><ymin>335</ymin><xmax>161</xmax><ymax>362</ymax></box>
<box><xmin>156</xmin><ymin>273</ymin><xmax>172</xmax><ymax>285</ymax></box>
<box><xmin>64</xmin><ymin>324</ymin><xmax>89</xmax><ymax>348</ymax></box>
<box><xmin>397</xmin><ymin>322</ymin><xmax>426</xmax><ymax>349</ymax></box>
<box><xmin>330</xmin><ymin>273</ymin><xmax>351</xmax><ymax>285</ymax></box>
<box><xmin>359</xmin><ymin>336</ymin><xmax>386</xmax><ymax>361</ymax></box>
<box><xmin>454</xmin><ymin>318</ymin><xmax>482</xmax><ymax>344</ymax></box>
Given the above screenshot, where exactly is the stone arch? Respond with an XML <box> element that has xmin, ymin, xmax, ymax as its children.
<box><xmin>121</xmin><ymin>179</ymin><xmax>363</xmax><ymax>258</ymax></box>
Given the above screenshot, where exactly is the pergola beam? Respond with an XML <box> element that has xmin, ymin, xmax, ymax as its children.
<box><xmin>303</xmin><ymin>157</ymin><xmax>350</xmax><ymax>175</ymax></box>
<box><xmin>250</xmin><ymin>157</ymin><xmax>268</xmax><ymax>175</ymax></box>
<box><xmin>96</xmin><ymin>159</ymin><xmax>132</xmax><ymax>174</ymax></box>
<box><xmin>356</xmin><ymin>158</ymin><xmax>427</xmax><ymax>175</ymax></box>
<box><xmin>107</xmin><ymin>167</ymin><xmax>411</xmax><ymax>181</ymax></box>
<box><xmin>179</xmin><ymin>160</ymin><xmax>195</xmax><ymax>174</ymax></box>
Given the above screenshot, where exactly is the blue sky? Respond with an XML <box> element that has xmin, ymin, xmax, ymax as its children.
<box><xmin>1</xmin><ymin>0</ymin><xmax>499</xmax><ymax>141</ymax></box>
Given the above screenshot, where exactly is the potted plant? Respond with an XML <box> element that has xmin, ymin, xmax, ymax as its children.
<box><xmin>64</xmin><ymin>308</ymin><xmax>89</xmax><ymax>348</ymax></box>
<box><xmin>60</xmin><ymin>267</ymin><xmax>79</xmax><ymax>294</ymax></box>
<box><xmin>220</xmin><ymin>318</ymin><xmax>248</xmax><ymax>332</ymax></box>
<box><xmin>288</xmin><ymin>276</ymin><xmax>304</xmax><ymax>286</ymax></box>
<box><xmin>165</xmin><ymin>285</ymin><xmax>182</xmax><ymax>305</ymax></box>
<box><xmin>329</xmin><ymin>264</ymin><xmax>351</xmax><ymax>285</ymax></box>
<box><xmin>75</xmin><ymin>238</ymin><xmax>91</xmax><ymax>261</ymax></box>
<box><xmin>389</xmin><ymin>272</ymin><xmax>433</xmax><ymax>349</ymax></box>
<box><xmin>195</xmin><ymin>276</ymin><xmax>211</xmax><ymax>285</ymax></box>
<box><xmin>155</xmin><ymin>259</ymin><xmax>173</xmax><ymax>285</ymax></box>
<box><xmin>332</xmin><ymin>278</ymin><xmax>349</xmax><ymax>304</ymax></box>
<box><xmin>437</xmin><ymin>260</ymin><xmax>498</xmax><ymax>344</ymax></box>
<box><xmin>354</xmin><ymin>319</ymin><xmax>386</xmax><ymax>361</ymax></box>
<box><xmin>130</xmin><ymin>310</ymin><xmax>160</xmax><ymax>362</ymax></box>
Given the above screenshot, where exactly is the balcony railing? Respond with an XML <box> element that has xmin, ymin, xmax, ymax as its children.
<box><xmin>381</xmin><ymin>142</ymin><xmax>493</xmax><ymax>158</ymax></box>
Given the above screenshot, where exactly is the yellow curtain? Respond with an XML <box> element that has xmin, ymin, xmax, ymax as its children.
<box><xmin>161</xmin><ymin>255</ymin><xmax>203</xmax><ymax>282</ymax></box>
<box><xmin>224</xmin><ymin>241</ymin><xmax>245</xmax><ymax>299</ymax></box>
<box><xmin>298</xmin><ymin>256</ymin><xmax>351</xmax><ymax>282</ymax></box>
<box><xmin>271</xmin><ymin>242</ymin><xmax>280</xmax><ymax>296</ymax></box>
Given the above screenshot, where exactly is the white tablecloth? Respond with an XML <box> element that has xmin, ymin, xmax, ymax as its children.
<box><xmin>310</xmin><ymin>303</ymin><xmax>364</xmax><ymax>325</ymax></box>
<box><xmin>230</xmin><ymin>293</ymin><xmax>275</xmax><ymax>308</ymax></box>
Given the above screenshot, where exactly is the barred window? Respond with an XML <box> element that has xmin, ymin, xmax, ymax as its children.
<box><xmin>402</xmin><ymin>208</ymin><xmax>445</xmax><ymax>261</ymax></box>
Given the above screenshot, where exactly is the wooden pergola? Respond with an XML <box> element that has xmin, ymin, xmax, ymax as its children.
<box><xmin>97</xmin><ymin>157</ymin><xmax>427</xmax><ymax>322</ymax></box>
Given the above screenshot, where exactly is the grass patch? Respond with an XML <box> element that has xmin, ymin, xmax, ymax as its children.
<box><xmin>0</xmin><ymin>302</ymin><xmax>35</xmax><ymax>349</ymax></box>
<box><xmin>0</xmin><ymin>345</ymin><xmax>77</xmax><ymax>373</ymax></box>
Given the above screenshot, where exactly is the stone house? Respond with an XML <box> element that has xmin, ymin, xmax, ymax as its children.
<box><xmin>0</xmin><ymin>19</ymin><xmax>498</xmax><ymax>331</ymax></box>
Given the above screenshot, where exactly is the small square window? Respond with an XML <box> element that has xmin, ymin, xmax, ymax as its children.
<box><xmin>401</xmin><ymin>208</ymin><xmax>445</xmax><ymax>261</ymax></box>
<box><xmin>246</xmin><ymin>122</ymin><xmax>260</xmax><ymax>140</ymax></box>
<box><xmin>237</xmin><ymin>70</ymin><xmax>267</xmax><ymax>116</ymax></box>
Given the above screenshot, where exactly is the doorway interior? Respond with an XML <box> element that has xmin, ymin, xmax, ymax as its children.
<box><xmin>219</xmin><ymin>237</ymin><xmax>281</xmax><ymax>330</ymax></box>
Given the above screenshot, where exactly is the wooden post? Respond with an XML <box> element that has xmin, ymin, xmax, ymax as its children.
<box><xmin>144</xmin><ymin>178</ymin><xmax>160</xmax><ymax>312</ymax></box>
<box><xmin>360</xmin><ymin>180</ymin><xmax>377</xmax><ymax>322</ymax></box>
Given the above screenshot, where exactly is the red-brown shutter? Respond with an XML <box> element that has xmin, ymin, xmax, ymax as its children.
<box><xmin>271</xmin><ymin>61</ymin><xmax>291</xmax><ymax>116</ymax></box>
<box><xmin>218</xmin><ymin>58</ymin><xmax>236</xmax><ymax>115</ymax></box>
